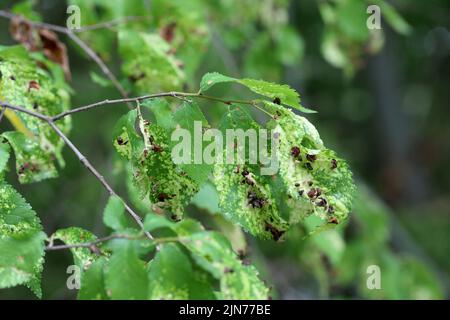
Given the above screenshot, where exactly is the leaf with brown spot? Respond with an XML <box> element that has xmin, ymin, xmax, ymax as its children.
<box><xmin>37</xmin><ymin>29</ymin><xmax>71</xmax><ymax>80</ymax></box>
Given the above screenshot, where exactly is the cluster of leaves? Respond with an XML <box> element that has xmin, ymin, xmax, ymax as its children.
<box><xmin>1</xmin><ymin>0</ymin><xmax>432</xmax><ymax>301</ymax></box>
<box><xmin>51</xmin><ymin>197</ymin><xmax>268</xmax><ymax>300</ymax></box>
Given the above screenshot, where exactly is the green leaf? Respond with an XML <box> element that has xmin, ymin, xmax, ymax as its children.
<box><xmin>147</xmin><ymin>243</ymin><xmax>215</xmax><ymax>299</ymax></box>
<box><xmin>214</xmin><ymin>159</ymin><xmax>288</xmax><ymax>241</ymax></box>
<box><xmin>199</xmin><ymin>72</ymin><xmax>314</xmax><ymax>113</ymax></box>
<box><xmin>144</xmin><ymin>98</ymin><xmax>176</xmax><ymax>133</ymax></box>
<box><xmin>268</xmin><ymin>105</ymin><xmax>356</xmax><ymax>225</ymax></box>
<box><xmin>191</xmin><ymin>182</ymin><xmax>220</xmax><ymax>214</ymax></box>
<box><xmin>78</xmin><ymin>257</ymin><xmax>108</xmax><ymax>300</ymax></box>
<box><xmin>103</xmin><ymin>195</ymin><xmax>127</xmax><ymax>231</ymax></box>
<box><xmin>239</xmin><ymin>78</ymin><xmax>303</xmax><ymax>111</ymax></box>
<box><xmin>104</xmin><ymin>243</ymin><xmax>148</xmax><ymax>299</ymax></box>
<box><xmin>181</xmin><ymin>231</ymin><xmax>269</xmax><ymax>299</ymax></box>
<box><xmin>336</xmin><ymin>0</ymin><xmax>370</xmax><ymax>42</ymax></box>
<box><xmin>143</xmin><ymin>217</ymin><xmax>269</xmax><ymax>300</ymax></box>
<box><xmin>119</xmin><ymin>30</ymin><xmax>184</xmax><ymax>94</ymax></box>
<box><xmin>199</xmin><ymin>72</ymin><xmax>236</xmax><ymax>92</ymax></box>
<box><xmin>0</xmin><ymin>45</ymin><xmax>72</xmax><ymax>176</ymax></box>
<box><xmin>113</xmin><ymin>109</ymin><xmax>198</xmax><ymax>221</ymax></box>
<box><xmin>0</xmin><ymin>182</ymin><xmax>45</xmax><ymax>297</ymax></box>
<box><xmin>0</xmin><ymin>231</ymin><xmax>46</xmax><ymax>294</ymax></box>
<box><xmin>0</xmin><ymin>141</ymin><xmax>10</xmax><ymax>176</ymax></box>
<box><xmin>214</xmin><ymin>107</ymin><xmax>288</xmax><ymax>240</ymax></box>
<box><xmin>51</xmin><ymin>227</ymin><xmax>99</xmax><ymax>271</ymax></box>
<box><xmin>171</xmin><ymin>101</ymin><xmax>212</xmax><ymax>185</ymax></box>
<box><xmin>2</xmin><ymin>131</ymin><xmax>58</xmax><ymax>184</ymax></box>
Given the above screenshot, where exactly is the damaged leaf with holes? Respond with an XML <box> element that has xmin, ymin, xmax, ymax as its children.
<box><xmin>0</xmin><ymin>182</ymin><xmax>46</xmax><ymax>298</ymax></box>
<box><xmin>113</xmin><ymin>109</ymin><xmax>198</xmax><ymax>220</ymax></box>
<box><xmin>267</xmin><ymin>103</ymin><xmax>355</xmax><ymax>225</ymax></box>
<box><xmin>0</xmin><ymin>46</ymin><xmax>71</xmax><ymax>183</ymax></box>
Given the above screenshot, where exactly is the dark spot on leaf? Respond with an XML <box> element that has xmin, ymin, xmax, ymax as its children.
<box><xmin>306</xmin><ymin>154</ymin><xmax>316</xmax><ymax>162</ymax></box>
<box><xmin>28</xmin><ymin>80</ymin><xmax>40</xmax><ymax>91</ymax></box>
<box><xmin>305</xmin><ymin>162</ymin><xmax>313</xmax><ymax>171</ymax></box>
<box><xmin>116</xmin><ymin>137</ymin><xmax>128</xmax><ymax>145</ymax></box>
<box><xmin>328</xmin><ymin>205</ymin><xmax>335</xmax><ymax>214</ymax></box>
<box><xmin>328</xmin><ymin>217</ymin><xmax>339</xmax><ymax>224</ymax></box>
<box><xmin>315</xmin><ymin>197</ymin><xmax>327</xmax><ymax>207</ymax></box>
<box><xmin>224</xmin><ymin>267</ymin><xmax>234</xmax><ymax>274</ymax></box>
<box><xmin>307</xmin><ymin>188</ymin><xmax>321</xmax><ymax>199</ymax></box>
<box><xmin>9</xmin><ymin>76</ymin><xmax>16</xmax><ymax>81</ymax></box>
<box><xmin>247</xmin><ymin>191</ymin><xmax>266</xmax><ymax>208</ymax></box>
<box><xmin>290</xmin><ymin>146</ymin><xmax>300</xmax><ymax>157</ymax></box>
<box><xmin>159</xmin><ymin>22</ymin><xmax>177</xmax><ymax>43</ymax></box>
<box><xmin>273</xmin><ymin>97</ymin><xmax>281</xmax><ymax>105</ymax></box>
<box><xmin>264</xmin><ymin>221</ymin><xmax>284</xmax><ymax>241</ymax></box>
<box><xmin>157</xmin><ymin>193</ymin><xmax>172</xmax><ymax>202</ymax></box>
<box><xmin>331</xmin><ymin>159</ymin><xmax>338</xmax><ymax>169</ymax></box>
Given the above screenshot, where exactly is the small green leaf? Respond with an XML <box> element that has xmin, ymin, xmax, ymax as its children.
<box><xmin>104</xmin><ymin>243</ymin><xmax>148</xmax><ymax>300</ymax></box>
<box><xmin>103</xmin><ymin>196</ymin><xmax>127</xmax><ymax>231</ymax></box>
<box><xmin>78</xmin><ymin>257</ymin><xmax>108</xmax><ymax>300</ymax></box>
<box><xmin>199</xmin><ymin>72</ymin><xmax>314</xmax><ymax>113</ymax></box>
<box><xmin>239</xmin><ymin>78</ymin><xmax>303</xmax><ymax>111</ymax></box>
<box><xmin>147</xmin><ymin>243</ymin><xmax>215</xmax><ymax>299</ymax></box>
<box><xmin>199</xmin><ymin>72</ymin><xmax>236</xmax><ymax>92</ymax></box>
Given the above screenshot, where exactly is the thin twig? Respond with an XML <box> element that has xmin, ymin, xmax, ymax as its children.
<box><xmin>76</xmin><ymin>16</ymin><xmax>149</xmax><ymax>33</ymax></box>
<box><xmin>45</xmin><ymin>234</ymin><xmax>142</xmax><ymax>251</ymax></box>
<box><xmin>51</xmin><ymin>92</ymin><xmax>260</xmax><ymax>121</ymax></box>
<box><xmin>46</xmin><ymin>235</ymin><xmax>180</xmax><ymax>251</ymax></box>
<box><xmin>0</xmin><ymin>100</ymin><xmax>154</xmax><ymax>242</ymax></box>
<box><xmin>66</xmin><ymin>32</ymin><xmax>132</xmax><ymax>107</ymax></box>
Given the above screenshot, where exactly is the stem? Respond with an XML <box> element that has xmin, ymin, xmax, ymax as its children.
<box><xmin>46</xmin><ymin>235</ymin><xmax>180</xmax><ymax>251</ymax></box>
<box><xmin>51</xmin><ymin>92</ymin><xmax>265</xmax><ymax>121</ymax></box>
<box><xmin>46</xmin><ymin>234</ymin><xmax>142</xmax><ymax>251</ymax></box>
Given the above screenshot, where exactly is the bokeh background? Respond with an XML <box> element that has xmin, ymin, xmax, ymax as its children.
<box><xmin>0</xmin><ymin>0</ymin><xmax>449</xmax><ymax>299</ymax></box>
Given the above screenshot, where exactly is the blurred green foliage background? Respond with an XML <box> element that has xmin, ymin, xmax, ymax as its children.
<box><xmin>0</xmin><ymin>0</ymin><xmax>449</xmax><ymax>299</ymax></box>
